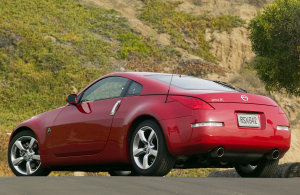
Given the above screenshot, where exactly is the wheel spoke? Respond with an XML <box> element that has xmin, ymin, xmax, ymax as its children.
<box><xmin>133</xmin><ymin>148</ymin><xmax>145</xmax><ymax>157</ymax></box>
<box><xmin>138</xmin><ymin>131</ymin><xmax>148</xmax><ymax>144</ymax></box>
<box><xmin>15</xmin><ymin>141</ymin><xmax>25</xmax><ymax>151</ymax></box>
<box><xmin>12</xmin><ymin>157</ymin><xmax>24</xmax><ymax>166</ymax></box>
<box><xmin>32</xmin><ymin>155</ymin><xmax>40</xmax><ymax>161</ymax></box>
<box><xmin>26</xmin><ymin>161</ymin><xmax>32</xmax><ymax>175</ymax></box>
<box><xmin>142</xmin><ymin>154</ymin><xmax>150</xmax><ymax>169</ymax></box>
<box><xmin>28</xmin><ymin>138</ymin><xmax>35</xmax><ymax>149</ymax></box>
<box><xmin>149</xmin><ymin>149</ymin><xmax>157</xmax><ymax>157</ymax></box>
<box><xmin>148</xmin><ymin>130</ymin><xmax>155</xmax><ymax>143</ymax></box>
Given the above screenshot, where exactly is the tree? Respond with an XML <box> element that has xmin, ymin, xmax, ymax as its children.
<box><xmin>249</xmin><ymin>0</ymin><xmax>300</xmax><ymax>95</ymax></box>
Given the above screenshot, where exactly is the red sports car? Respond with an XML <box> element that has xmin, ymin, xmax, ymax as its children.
<box><xmin>8</xmin><ymin>72</ymin><xmax>290</xmax><ymax>177</ymax></box>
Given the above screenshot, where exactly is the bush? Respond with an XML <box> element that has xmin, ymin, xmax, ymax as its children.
<box><xmin>249</xmin><ymin>0</ymin><xmax>300</xmax><ymax>95</ymax></box>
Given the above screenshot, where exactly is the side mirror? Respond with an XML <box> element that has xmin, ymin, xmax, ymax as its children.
<box><xmin>66</xmin><ymin>94</ymin><xmax>77</xmax><ymax>105</ymax></box>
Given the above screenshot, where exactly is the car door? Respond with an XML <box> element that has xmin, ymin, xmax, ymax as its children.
<box><xmin>46</xmin><ymin>76</ymin><xmax>130</xmax><ymax>157</ymax></box>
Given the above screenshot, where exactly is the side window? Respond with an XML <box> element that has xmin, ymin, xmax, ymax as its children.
<box><xmin>126</xmin><ymin>81</ymin><xmax>143</xmax><ymax>96</ymax></box>
<box><xmin>81</xmin><ymin>77</ymin><xmax>129</xmax><ymax>102</ymax></box>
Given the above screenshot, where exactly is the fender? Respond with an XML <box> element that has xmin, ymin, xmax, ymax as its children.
<box><xmin>10</xmin><ymin>107</ymin><xmax>65</xmax><ymax>163</ymax></box>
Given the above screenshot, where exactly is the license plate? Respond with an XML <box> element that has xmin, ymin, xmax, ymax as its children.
<box><xmin>237</xmin><ymin>114</ymin><xmax>260</xmax><ymax>128</ymax></box>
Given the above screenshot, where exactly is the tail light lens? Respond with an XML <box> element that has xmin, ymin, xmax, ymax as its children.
<box><xmin>169</xmin><ymin>96</ymin><xmax>214</xmax><ymax>110</ymax></box>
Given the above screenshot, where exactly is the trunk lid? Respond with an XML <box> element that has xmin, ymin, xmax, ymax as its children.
<box><xmin>172</xmin><ymin>90</ymin><xmax>278</xmax><ymax>107</ymax></box>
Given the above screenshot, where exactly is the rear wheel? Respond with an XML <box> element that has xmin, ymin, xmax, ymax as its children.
<box><xmin>8</xmin><ymin>130</ymin><xmax>50</xmax><ymax>176</ymax></box>
<box><xmin>130</xmin><ymin>120</ymin><xmax>175</xmax><ymax>176</ymax></box>
<box><xmin>235</xmin><ymin>159</ymin><xmax>279</xmax><ymax>177</ymax></box>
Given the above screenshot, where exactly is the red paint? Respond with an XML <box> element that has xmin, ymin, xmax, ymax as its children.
<box><xmin>46</xmin><ymin>98</ymin><xmax>121</xmax><ymax>157</ymax></box>
<box><xmin>10</xmin><ymin>72</ymin><xmax>291</xmax><ymax>168</ymax></box>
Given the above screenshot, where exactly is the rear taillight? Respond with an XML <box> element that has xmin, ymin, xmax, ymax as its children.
<box><xmin>169</xmin><ymin>96</ymin><xmax>214</xmax><ymax>110</ymax></box>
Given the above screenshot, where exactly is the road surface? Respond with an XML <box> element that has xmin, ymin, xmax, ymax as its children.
<box><xmin>0</xmin><ymin>177</ymin><xmax>298</xmax><ymax>195</ymax></box>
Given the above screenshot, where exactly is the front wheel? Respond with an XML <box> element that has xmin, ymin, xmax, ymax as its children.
<box><xmin>8</xmin><ymin>130</ymin><xmax>50</xmax><ymax>176</ymax></box>
<box><xmin>235</xmin><ymin>159</ymin><xmax>279</xmax><ymax>177</ymax></box>
<box><xmin>130</xmin><ymin>120</ymin><xmax>175</xmax><ymax>176</ymax></box>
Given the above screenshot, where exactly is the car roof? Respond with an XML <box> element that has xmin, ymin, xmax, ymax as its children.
<box><xmin>107</xmin><ymin>72</ymin><xmax>172</xmax><ymax>77</ymax></box>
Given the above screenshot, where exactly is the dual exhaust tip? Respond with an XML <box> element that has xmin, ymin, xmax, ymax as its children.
<box><xmin>210</xmin><ymin>147</ymin><xmax>280</xmax><ymax>160</ymax></box>
<box><xmin>266</xmin><ymin>149</ymin><xmax>280</xmax><ymax>160</ymax></box>
<box><xmin>210</xmin><ymin>147</ymin><xmax>225</xmax><ymax>158</ymax></box>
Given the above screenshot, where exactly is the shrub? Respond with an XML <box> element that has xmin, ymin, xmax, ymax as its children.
<box><xmin>249</xmin><ymin>0</ymin><xmax>300</xmax><ymax>95</ymax></box>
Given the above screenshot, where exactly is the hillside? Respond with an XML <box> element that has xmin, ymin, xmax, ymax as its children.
<box><xmin>0</xmin><ymin>0</ymin><xmax>299</xmax><ymax>176</ymax></box>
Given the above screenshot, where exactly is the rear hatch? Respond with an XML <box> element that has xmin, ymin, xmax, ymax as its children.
<box><xmin>191</xmin><ymin>92</ymin><xmax>278</xmax><ymax>107</ymax></box>
<box><xmin>147</xmin><ymin>74</ymin><xmax>277</xmax><ymax>107</ymax></box>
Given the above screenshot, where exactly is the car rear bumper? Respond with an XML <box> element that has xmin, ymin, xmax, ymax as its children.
<box><xmin>183</xmin><ymin>125</ymin><xmax>289</xmax><ymax>154</ymax></box>
<box><xmin>161</xmin><ymin>103</ymin><xmax>291</xmax><ymax>157</ymax></box>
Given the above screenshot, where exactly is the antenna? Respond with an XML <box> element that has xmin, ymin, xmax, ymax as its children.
<box><xmin>165</xmin><ymin>74</ymin><xmax>174</xmax><ymax>103</ymax></box>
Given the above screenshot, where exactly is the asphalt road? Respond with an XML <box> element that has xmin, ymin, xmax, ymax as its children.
<box><xmin>0</xmin><ymin>177</ymin><xmax>298</xmax><ymax>195</ymax></box>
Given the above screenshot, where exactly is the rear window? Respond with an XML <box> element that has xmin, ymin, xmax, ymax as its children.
<box><xmin>126</xmin><ymin>81</ymin><xmax>143</xmax><ymax>96</ymax></box>
<box><xmin>147</xmin><ymin>75</ymin><xmax>235</xmax><ymax>92</ymax></box>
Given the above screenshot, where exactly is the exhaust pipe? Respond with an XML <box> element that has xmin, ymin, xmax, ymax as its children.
<box><xmin>210</xmin><ymin>147</ymin><xmax>224</xmax><ymax>158</ymax></box>
<box><xmin>266</xmin><ymin>149</ymin><xmax>280</xmax><ymax>160</ymax></box>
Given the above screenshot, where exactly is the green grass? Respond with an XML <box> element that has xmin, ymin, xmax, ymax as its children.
<box><xmin>139</xmin><ymin>0</ymin><xmax>245</xmax><ymax>62</ymax></box>
<box><xmin>208</xmin><ymin>15</ymin><xmax>246</xmax><ymax>32</ymax></box>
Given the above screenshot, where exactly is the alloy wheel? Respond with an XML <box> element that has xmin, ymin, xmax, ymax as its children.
<box><xmin>132</xmin><ymin>126</ymin><xmax>158</xmax><ymax>170</ymax></box>
<box><xmin>10</xmin><ymin>136</ymin><xmax>41</xmax><ymax>175</ymax></box>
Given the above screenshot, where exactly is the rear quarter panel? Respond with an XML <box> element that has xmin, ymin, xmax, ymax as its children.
<box><xmin>106</xmin><ymin>95</ymin><xmax>194</xmax><ymax>162</ymax></box>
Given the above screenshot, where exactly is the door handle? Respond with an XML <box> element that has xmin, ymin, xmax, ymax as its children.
<box><xmin>110</xmin><ymin>100</ymin><xmax>121</xmax><ymax>116</ymax></box>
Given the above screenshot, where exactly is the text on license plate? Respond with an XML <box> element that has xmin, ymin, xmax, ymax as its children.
<box><xmin>237</xmin><ymin>114</ymin><xmax>260</xmax><ymax>128</ymax></box>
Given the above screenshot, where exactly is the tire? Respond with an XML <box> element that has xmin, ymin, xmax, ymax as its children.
<box><xmin>129</xmin><ymin>120</ymin><xmax>175</xmax><ymax>176</ymax></box>
<box><xmin>108</xmin><ymin>170</ymin><xmax>138</xmax><ymax>176</ymax></box>
<box><xmin>235</xmin><ymin>159</ymin><xmax>279</xmax><ymax>178</ymax></box>
<box><xmin>8</xmin><ymin>130</ymin><xmax>51</xmax><ymax>176</ymax></box>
